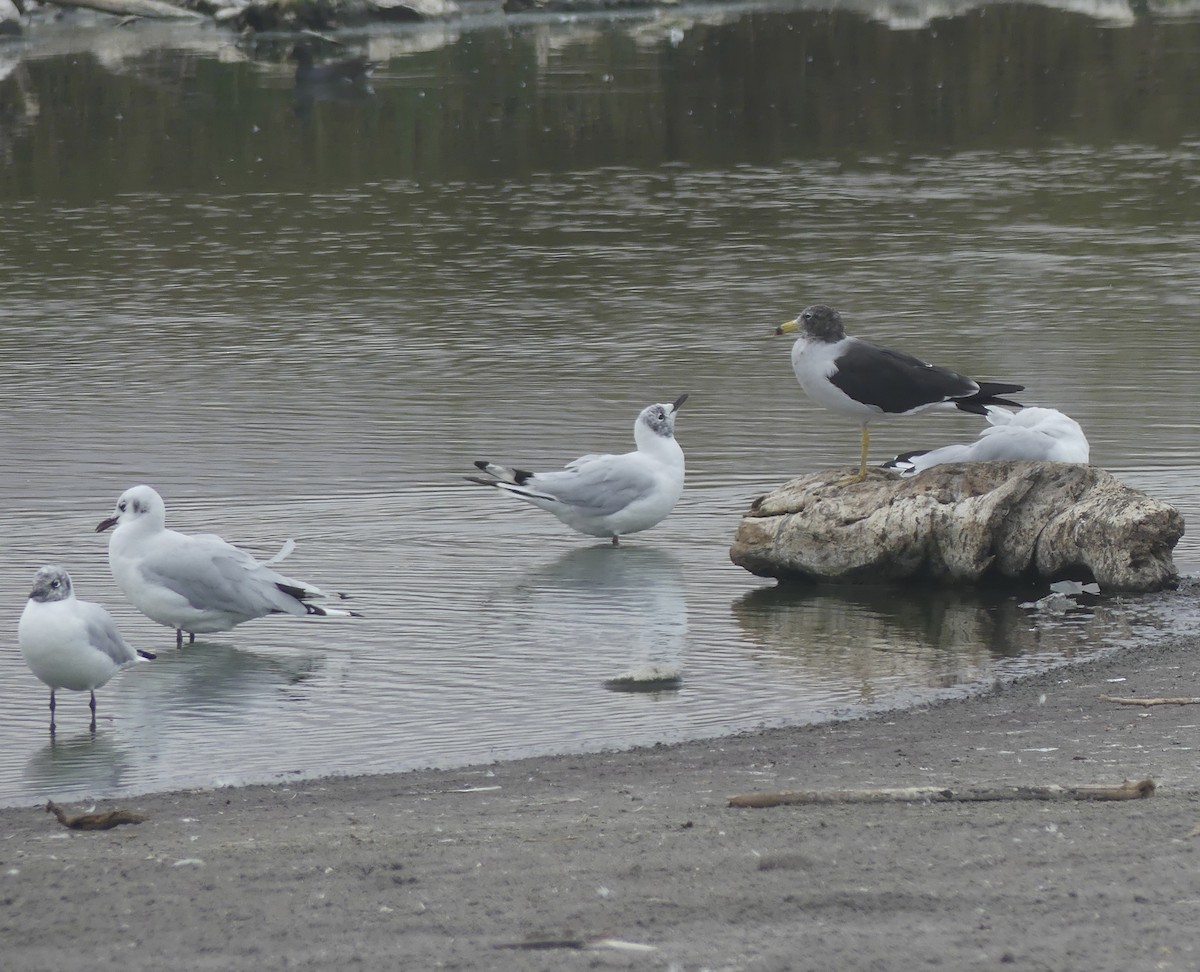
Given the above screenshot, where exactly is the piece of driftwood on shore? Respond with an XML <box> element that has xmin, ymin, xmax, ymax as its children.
<box><xmin>728</xmin><ymin>778</ymin><xmax>1155</xmax><ymax>808</ymax></box>
<box><xmin>1099</xmin><ymin>691</ymin><xmax>1200</xmax><ymax>710</ymax></box>
<box><xmin>46</xmin><ymin>800</ymin><xmax>147</xmax><ymax>830</ymax></box>
<box><xmin>493</xmin><ymin>938</ymin><xmax>656</xmax><ymax>953</ymax></box>
<box><xmin>39</xmin><ymin>0</ymin><xmax>203</xmax><ymax>17</ymax></box>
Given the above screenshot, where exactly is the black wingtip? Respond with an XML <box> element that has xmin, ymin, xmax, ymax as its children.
<box><xmin>513</xmin><ymin>468</ymin><xmax>534</xmax><ymax>485</ymax></box>
<box><xmin>474</xmin><ymin>460</ymin><xmax>490</xmax><ymax>471</ymax></box>
<box><xmin>979</xmin><ymin>382</ymin><xmax>1026</xmax><ymax>396</ymax></box>
<box><xmin>955</xmin><ymin>395</ymin><xmax>1024</xmax><ymax>416</ymax></box>
<box><xmin>954</xmin><ymin>382</ymin><xmax>1026</xmax><ymax>415</ymax></box>
<box><xmin>137</xmin><ymin>649</ymin><xmax>157</xmax><ymax>661</ymax></box>
<box><xmin>881</xmin><ymin>449</ymin><xmax>930</xmax><ymax>469</ymax></box>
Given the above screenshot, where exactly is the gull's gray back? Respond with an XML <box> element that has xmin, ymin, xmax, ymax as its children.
<box><xmin>79</xmin><ymin>602</ymin><xmax>139</xmax><ymax>666</ymax></box>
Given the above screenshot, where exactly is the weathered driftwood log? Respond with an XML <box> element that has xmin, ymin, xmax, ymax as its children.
<box><xmin>40</xmin><ymin>0</ymin><xmax>203</xmax><ymax>17</ymax></box>
<box><xmin>730</xmin><ymin>461</ymin><xmax>1182</xmax><ymax>593</ymax></box>
<box><xmin>46</xmin><ymin>800</ymin><xmax>147</xmax><ymax>830</ymax></box>
<box><xmin>494</xmin><ymin>938</ymin><xmax>657</xmax><ymax>953</ymax></box>
<box><xmin>728</xmin><ymin>778</ymin><xmax>1156</xmax><ymax>808</ymax></box>
<box><xmin>1100</xmin><ymin>695</ymin><xmax>1200</xmax><ymax>707</ymax></box>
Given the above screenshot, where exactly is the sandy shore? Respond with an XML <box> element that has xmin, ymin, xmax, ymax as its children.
<box><xmin>4</xmin><ymin>633</ymin><xmax>1200</xmax><ymax>971</ymax></box>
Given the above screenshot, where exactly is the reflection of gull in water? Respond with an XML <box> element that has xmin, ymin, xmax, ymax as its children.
<box><xmin>17</xmin><ymin>644</ymin><xmax>326</xmax><ymax>805</ymax></box>
<box><xmin>885</xmin><ymin>407</ymin><xmax>1090</xmax><ymax>477</ymax></box>
<box><xmin>123</xmin><ymin>640</ymin><xmax>326</xmax><ymax>730</ymax></box>
<box><xmin>23</xmin><ymin>732</ymin><xmax>133</xmax><ymax>802</ymax></box>
<box><xmin>507</xmin><ymin>546</ymin><xmax>688</xmax><ymax>676</ymax></box>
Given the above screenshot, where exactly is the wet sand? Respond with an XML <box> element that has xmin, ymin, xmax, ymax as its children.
<box><xmin>4</xmin><ymin>633</ymin><xmax>1200</xmax><ymax>971</ymax></box>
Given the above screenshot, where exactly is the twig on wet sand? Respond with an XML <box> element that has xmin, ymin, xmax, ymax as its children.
<box><xmin>728</xmin><ymin>779</ymin><xmax>1155</xmax><ymax>808</ymax></box>
<box><xmin>1100</xmin><ymin>695</ymin><xmax>1200</xmax><ymax>707</ymax></box>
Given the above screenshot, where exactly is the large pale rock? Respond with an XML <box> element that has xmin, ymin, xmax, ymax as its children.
<box><xmin>730</xmin><ymin>462</ymin><xmax>1183</xmax><ymax>593</ymax></box>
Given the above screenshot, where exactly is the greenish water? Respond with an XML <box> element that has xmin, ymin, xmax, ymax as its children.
<box><xmin>0</xmin><ymin>2</ymin><xmax>1196</xmax><ymax>807</ymax></box>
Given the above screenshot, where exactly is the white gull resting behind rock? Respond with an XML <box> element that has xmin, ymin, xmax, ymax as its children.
<box><xmin>776</xmin><ymin>304</ymin><xmax>1025</xmax><ymax>483</ymax></box>
<box><xmin>467</xmin><ymin>395</ymin><xmax>688</xmax><ymax>546</ymax></box>
<box><xmin>96</xmin><ymin>485</ymin><xmax>358</xmax><ymax>648</ymax></box>
<box><xmin>886</xmin><ymin>406</ymin><xmax>1090</xmax><ymax>477</ymax></box>
<box><xmin>18</xmin><ymin>565</ymin><xmax>154</xmax><ymax>734</ymax></box>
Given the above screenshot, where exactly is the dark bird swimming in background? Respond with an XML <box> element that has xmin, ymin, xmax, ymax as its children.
<box><xmin>289</xmin><ymin>42</ymin><xmax>374</xmax><ymax>87</ymax></box>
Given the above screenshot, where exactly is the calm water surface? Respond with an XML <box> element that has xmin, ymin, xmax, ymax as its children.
<box><xmin>0</xmin><ymin>2</ymin><xmax>1198</xmax><ymax>806</ymax></box>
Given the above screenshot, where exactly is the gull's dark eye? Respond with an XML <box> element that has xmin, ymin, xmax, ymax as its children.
<box><xmin>802</xmin><ymin>311</ymin><xmax>812</xmax><ymax>323</ymax></box>
<box><xmin>50</xmin><ymin>579</ymin><xmax>59</xmax><ymax>588</ymax></box>
<box><xmin>118</xmin><ymin>501</ymin><xmax>126</xmax><ymax>512</ymax></box>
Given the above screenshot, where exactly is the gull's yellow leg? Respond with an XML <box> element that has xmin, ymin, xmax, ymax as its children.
<box><xmin>835</xmin><ymin>425</ymin><xmax>870</xmax><ymax>486</ymax></box>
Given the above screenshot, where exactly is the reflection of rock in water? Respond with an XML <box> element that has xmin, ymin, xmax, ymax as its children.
<box><xmin>510</xmin><ymin>545</ymin><xmax>688</xmax><ymax>675</ymax></box>
<box><xmin>731</xmin><ymin>583</ymin><xmax>1136</xmax><ymax>701</ymax></box>
<box><xmin>603</xmin><ymin>663</ymin><xmax>684</xmax><ymax>693</ymax></box>
<box><xmin>23</xmin><ymin>732</ymin><xmax>133</xmax><ymax>802</ymax></box>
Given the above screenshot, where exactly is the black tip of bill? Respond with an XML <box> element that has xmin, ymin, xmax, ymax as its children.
<box><xmin>671</xmin><ymin>393</ymin><xmax>689</xmax><ymax>412</ymax></box>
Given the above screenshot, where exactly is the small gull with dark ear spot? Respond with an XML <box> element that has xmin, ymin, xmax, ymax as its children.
<box><xmin>96</xmin><ymin>485</ymin><xmax>360</xmax><ymax>647</ymax></box>
<box><xmin>18</xmin><ymin>565</ymin><xmax>153</xmax><ymax>735</ymax></box>
<box><xmin>467</xmin><ymin>395</ymin><xmax>688</xmax><ymax>546</ymax></box>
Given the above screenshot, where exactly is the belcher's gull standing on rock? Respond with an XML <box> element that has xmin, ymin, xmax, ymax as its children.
<box><xmin>18</xmin><ymin>565</ymin><xmax>154</xmax><ymax>734</ymax></box>
<box><xmin>885</xmin><ymin>406</ymin><xmax>1090</xmax><ymax>476</ymax></box>
<box><xmin>96</xmin><ymin>485</ymin><xmax>358</xmax><ymax>648</ymax></box>
<box><xmin>467</xmin><ymin>395</ymin><xmax>688</xmax><ymax>546</ymax></box>
<box><xmin>776</xmin><ymin>304</ymin><xmax>1025</xmax><ymax>483</ymax></box>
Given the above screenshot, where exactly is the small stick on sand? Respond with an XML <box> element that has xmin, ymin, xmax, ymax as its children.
<box><xmin>728</xmin><ymin>778</ymin><xmax>1155</xmax><ymax>808</ymax></box>
<box><xmin>1099</xmin><ymin>695</ymin><xmax>1200</xmax><ymax>707</ymax></box>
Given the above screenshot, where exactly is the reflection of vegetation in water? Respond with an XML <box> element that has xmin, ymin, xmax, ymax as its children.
<box><xmin>730</xmin><ymin>582</ymin><xmax>1135</xmax><ymax>701</ymax></box>
<box><xmin>3</xmin><ymin>4</ymin><xmax>1200</xmax><ymax>196</ymax></box>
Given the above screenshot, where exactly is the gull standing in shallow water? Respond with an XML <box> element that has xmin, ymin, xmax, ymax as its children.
<box><xmin>776</xmin><ymin>304</ymin><xmax>1025</xmax><ymax>483</ymax></box>
<box><xmin>467</xmin><ymin>395</ymin><xmax>688</xmax><ymax>545</ymax></box>
<box><xmin>885</xmin><ymin>406</ymin><xmax>1090</xmax><ymax>477</ymax></box>
<box><xmin>96</xmin><ymin>485</ymin><xmax>357</xmax><ymax>648</ymax></box>
<box><xmin>18</xmin><ymin>565</ymin><xmax>154</xmax><ymax>734</ymax></box>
